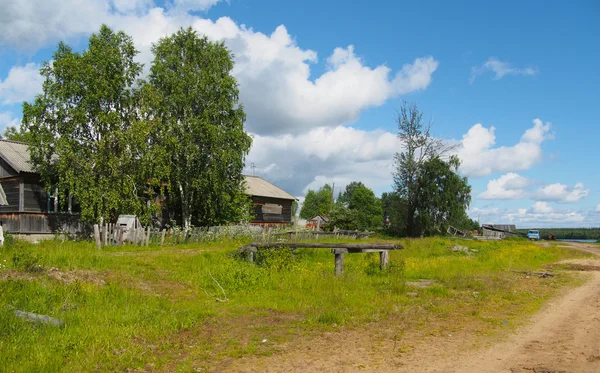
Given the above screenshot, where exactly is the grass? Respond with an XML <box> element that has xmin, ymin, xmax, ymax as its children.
<box><xmin>0</xmin><ymin>236</ymin><xmax>590</xmax><ymax>372</ymax></box>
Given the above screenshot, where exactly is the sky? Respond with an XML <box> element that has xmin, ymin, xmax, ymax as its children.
<box><xmin>0</xmin><ymin>0</ymin><xmax>599</xmax><ymax>228</ymax></box>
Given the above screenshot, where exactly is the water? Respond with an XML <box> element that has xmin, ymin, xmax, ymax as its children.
<box><xmin>556</xmin><ymin>239</ymin><xmax>598</xmax><ymax>243</ymax></box>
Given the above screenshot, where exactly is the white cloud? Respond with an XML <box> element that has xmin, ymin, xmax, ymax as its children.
<box><xmin>470</xmin><ymin>57</ymin><xmax>538</xmax><ymax>83</ymax></box>
<box><xmin>479</xmin><ymin>173</ymin><xmax>530</xmax><ymax>200</ymax></box>
<box><xmin>0</xmin><ymin>112</ymin><xmax>20</xmax><ymax>131</ymax></box>
<box><xmin>0</xmin><ymin>63</ymin><xmax>43</xmax><ymax>105</ymax></box>
<box><xmin>596</xmin><ymin>204</ymin><xmax>600</xmax><ymax>213</ymax></box>
<box><xmin>0</xmin><ymin>2</ymin><xmax>439</xmax><ymax>135</ymax></box>
<box><xmin>170</xmin><ymin>0</ymin><xmax>224</xmax><ymax>12</ymax></box>
<box><xmin>246</xmin><ymin>126</ymin><xmax>398</xmax><ymax>196</ymax></box>
<box><xmin>458</xmin><ymin>118</ymin><xmax>552</xmax><ymax>178</ymax></box>
<box><xmin>530</xmin><ymin>201</ymin><xmax>554</xmax><ymax>214</ymax></box>
<box><xmin>534</xmin><ymin>182</ymin><xmax>590</xmax><ymax>203</ymax></box>
<box><xmin>470</xmin><ymin>203</ymin><xmax>588</xmax><ymax>228</ymax></box>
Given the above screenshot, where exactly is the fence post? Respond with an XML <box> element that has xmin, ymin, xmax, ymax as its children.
<box><xmin>332</xmin><ymin>248</ymin><xmax>347</xmax><ymax>276</ymax></box>
<box><xmin>380</xmin><ymin>251</ymin><xmax>389</xmax><ymax>269</ymax></box>
<box><xmin>160</xmin><ymin>229</ymin><xmax>166</xmax><ymax>246</ymax></box>
<box><xmin>93</xmin><ymin>224</ymin><xmax>101</xmax><ymax>249</ymax></box>
<box><xmin>145</xmin><ymin>226</ymin><xmax>150</xmax><ymax>247</ymax></box>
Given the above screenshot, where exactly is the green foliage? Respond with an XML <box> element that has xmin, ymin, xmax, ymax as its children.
<box><xmin>149</xmin><ymin>27</ymin><xmax>252</xmax><ymax>228</ymax></box>
<box><xmin>299</xmin><ymin>184</ymin><xmax>333</xmax><ymax>220</ymax></box>
<box><xmin>392</xmin><ymin>102</ymin><xmax>472</xmax><ymax>237</ymax></box>
<box><xmin>414</xmin><ymin>156</ymin><xmax>472</xmax><ymax>235</ymax></box>
<box><xmin>2</xmin><ymin>126</ymin><xmax>32</xmax><ymax>143</ymax></box>
<box><xmin>23</xmin><ymin>25</ymin><xmax>160</xmax><ymax>224</ymax></box>
<box><xmin>11</xmin><ymin>248</ymin><xmax>42</xmax><ymax>272</ymax></box>
<box><xmin>330</xmin><ymin>182</ymin><xmax>382</xmax><ymax>230</ymax></box>
<box><xmin>382</xmin><ymin>191</ymin><xmax>407</xmax><ymax>236</ymax></box>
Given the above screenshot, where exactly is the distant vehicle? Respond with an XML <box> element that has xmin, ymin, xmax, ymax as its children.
<box><xmin>527</xmin><ymin>230</ymin><xmax>541</xmax><ymax>241</ymax></box>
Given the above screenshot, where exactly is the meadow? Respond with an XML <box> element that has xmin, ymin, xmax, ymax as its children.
<box><xmin>0</xmin><ymin>235</ymin><xmax>589</xmax><ymax>372</ymax></box>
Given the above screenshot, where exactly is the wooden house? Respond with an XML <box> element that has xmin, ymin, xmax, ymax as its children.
<box><xmin>0</xmin><ymin>140</ymin><xmax>81</xmax><ymax>235</ymax></box>
<box><xmin>0</xmin><ymin>140</ymin><xmax>297</xmax><ymax>232</ymax></box>
<box><xmin>244</xmin><ymin>176</ymin><xmax>297</xmax><ymax>226</ymax></box>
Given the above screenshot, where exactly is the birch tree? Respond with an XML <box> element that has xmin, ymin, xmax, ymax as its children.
<box><xmin>149</xmin><ymin>28</ymin><xmax>252</xmax><ymax>228</ymax></box>
<box><xmin>23</xmin><ymin>25</ymin><xmax>160</xmax><ymax>224</ymax></box>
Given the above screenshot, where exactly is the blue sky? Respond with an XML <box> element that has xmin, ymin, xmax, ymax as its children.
<box><xmin>1</xmin><ymin>0</ymin><xmax>599</xmax><ymax>227</ymax></box>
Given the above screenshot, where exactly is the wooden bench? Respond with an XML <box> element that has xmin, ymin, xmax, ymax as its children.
<box><xmin>239</xmin><ymin>243</ymin><xmax>403</xmax><ymax>275</ymax></box>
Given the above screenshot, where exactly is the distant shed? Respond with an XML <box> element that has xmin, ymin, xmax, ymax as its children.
<box><xmin>482</xmin><ymin>224</ymin><xmax>519</xmax><ymax>239</ymax></box>
<box><xmin>244</xmin><ymin>176</ymin><xmax>297</xmax><ymax>226</ymax></box>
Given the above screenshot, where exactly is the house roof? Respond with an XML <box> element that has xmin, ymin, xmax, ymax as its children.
<box><xmin>0</xmin><ymin>140</ymin><xmax>35</xmax><ymax>173</ymax></box>
<box><xmin>244</xmin><ymin>175</ymin><xmax>297</xmax><ymax>201</ymax></box>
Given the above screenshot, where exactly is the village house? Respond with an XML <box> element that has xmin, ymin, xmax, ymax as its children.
<box><xmin>0</xmin><ymin>139</ymin><xmax>296</xmax><ymax>234</ymax></box>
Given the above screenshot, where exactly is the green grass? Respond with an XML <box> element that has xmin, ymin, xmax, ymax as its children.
<box><xmin>0</xmin><ymin>236</ymin><xmax>590</xmax><ymax>372</ymax></box>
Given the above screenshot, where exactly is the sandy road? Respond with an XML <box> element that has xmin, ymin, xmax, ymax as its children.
<box><xmin>219</xmin><ymin>242</ymin><xmax>600</xmax><ymax>373</ymax></box>
<box><xmin>432</xmin><ymin>242</ymin><xmax>600</xmax><ymax>373</ymax></box>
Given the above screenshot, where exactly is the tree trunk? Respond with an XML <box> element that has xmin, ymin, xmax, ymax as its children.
<box><xmin>178</xmin><ymin>181</ymin><xmax>192</xmax><ymax>230</ymax></box>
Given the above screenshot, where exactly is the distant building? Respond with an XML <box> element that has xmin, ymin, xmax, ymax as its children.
<box><xmin>244</xmin><ymin>175</ymin><xmax>297</xmax><ymax>226</ymax></box>
<box><xmin>482</xmin><ymin>224</ymin><xmax>519</xmax><ymax>239</ymax></box>
<box><xmin>307</xmin><ymin>215</ymin><xmax>330</xmax><ymax>230</ymax></box>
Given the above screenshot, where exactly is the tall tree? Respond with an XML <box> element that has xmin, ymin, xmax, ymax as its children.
<box><xmin>149</xmin><ymin>28</ymin><xmax>252</xmax><ymax>228</ymax></box>
<box><xmin>299</xmin><ymin>184</ymin><xmax>333</xmax><ymax>220</ymax></box>
<box><xmin>392</xmin><ymin>102</ymin><xmax>456</xmax><ymax>236</ymax></box>
<box><xmin>381</xmin><ymin>191</ymin><xmax>407</xmax><ymax>236</ymax></box>
<box><xmin>23</xmin><ymin>25</ymin><xmax>159</xmax><ymax>224</ymax></box>
<box><xmin>413</xmin><ymin>156</ymin><xmax>472</xmax><ymax>235</ymax></box>
<box><xmin>331</xmin><ymin>182</ymin><xmax>382</xmax><ymax>230</ymax></box>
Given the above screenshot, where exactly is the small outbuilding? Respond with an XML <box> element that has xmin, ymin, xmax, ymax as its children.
<box><xmin>482</xmin><ymin>224</ymin><xmax>519</xmax><ymax>239</ymax></box>
<box><xmin>244</xmin><ymin>176</ymin><xmax>297</xmax><ymax>226</ymax></box>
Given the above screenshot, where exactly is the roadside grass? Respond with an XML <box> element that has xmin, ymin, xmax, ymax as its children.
<box><xmin>0</xmin><ymin>236</ymin><xmax>590</xmax><ymax>372</ymax></box>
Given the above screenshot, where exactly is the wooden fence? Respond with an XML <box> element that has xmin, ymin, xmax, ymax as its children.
<box><xmin>92</xmin><ymin>224</ymin><xmax>374</xmax><ymax>249</ymax></box>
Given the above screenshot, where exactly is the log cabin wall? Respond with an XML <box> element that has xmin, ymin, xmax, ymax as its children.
<box><xmin>250</xmin><ymin>196</ymin><xmax>293</xmax><ymax>225</ymax></box>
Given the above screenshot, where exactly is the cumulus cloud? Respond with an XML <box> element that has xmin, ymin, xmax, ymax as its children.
<box><xmin>0</xmin><ymin>63</ymin><xmax>43</xmax><ymax>105</ymax></box>
<box><xmin>0</xmin><ymin>112</ymin><xmax>21</xmax><ymax>131</ymax></box>
<box><xmin>529</xmin><ymin>201</ymin><xmax>554</xmax><ymax>214</ymax></box>
<box><xmin>596</xmin><ymin>204</ymin><xmax>600</xmax><ymax>213</ymax></box>
<box><xmin>534</xmin><ymin>182</ymin><xmax>590</xmax><ymax>203</ymax></box>
<box><xmin>0</xmin><ymin>1</ymin><xmax>439</xmax><ymax>135</ymax></box>
<box><xmin>470</xmin><ymin>203</ymin><xmax>588</xmax><ymax>228</ymax></box>
<box><xmin>470</xmin><ymin>57</ymin><xmax>538</xmax><ymax>83</ymax></box>
<box><xmin>479</xmin><ymin>173</ymin><xmax>530</xmax><ymax>200</ymax></box>
<box><xmin>457</xmin><ymin>118</ymin><xmax>553</xmax><ymax>177</ymax></box>
<box><xmin>246</xmin><ymin>126</ymin><xmax>398</xmax><ymax>196</ymax></box>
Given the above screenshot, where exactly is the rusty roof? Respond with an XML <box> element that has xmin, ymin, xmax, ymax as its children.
<box><xmin>0</xmin><ymin>140</ymin><xmax>35</xmax><ymax>173</ymax></box>
<box><xmin>244</xmin><ymin>176</ymin><xmax>297</xmax><ymax>200</ymax></box>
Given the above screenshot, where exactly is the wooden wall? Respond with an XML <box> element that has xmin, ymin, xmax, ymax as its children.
<box><xmin>250</xmin><ymin>196</ymin><xmax>293</xmax><ymax>224</ymax></box>
<box><xmin>0</xmin><ymin>178</ymin><xmax>20</xmax><ymax>213</ymax></box>
<box><xmin>0</xmin><ymin>158</ymin><xmax>17</xmax><ymax>178</ymax></box>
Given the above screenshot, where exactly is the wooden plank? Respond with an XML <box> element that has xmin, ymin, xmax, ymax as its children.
<box><xmin>242</xmin><ymin>242</ymin><xmax>402</xmax><ymax>251</ymax></box>
<box><xmin>145</xmin><ymin>226</ymin><xmax>150</xmax><ymax>247</ymax></box>
<box><xmin>103</xmin><ymin>223</ymin><xmax>108</xmax><ymax>246</ymax></box>
<box><xmin>93</xmin><ymin>224</ymin><xmax>101</xmax><ymax>249</ymax></box>
<box><xmin>161</xmin><ymin>229</ymin><xmax>166</xmax><ymax>246</ymax></box>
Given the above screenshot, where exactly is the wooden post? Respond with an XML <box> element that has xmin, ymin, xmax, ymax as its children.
<box><xmin>247</xmin><ymin>247</ymin><xmax>257</xmax><ymax>263</ymax></box>
<box><xmin>332</xmin><ymin>248</ymin><xmax>347</xmax><ymax>276</ymax></box>
<box><xmin>380</xmin><ymin>251</ymin><xmax>389</xmax><ymax>269</ymax></box>
<box><xmin>93</xmin><ymin>224</ymin><xmax>101</xmax><ymax>249</ymax></box>
<box><xmin>145</xmin><ymin>226</ymin><xmax>150</xmax><ymax>247</ymax></box>
<box><xmin>267</xmin><ymin>227</ymin><xmax>272</xmax><ymax>242</ymax></box>
<box><xmin>133</xmin><ymin>227</ymin><xmax>137</xmax><ymax>246</ymax></box>
<box><xmin>160</xmin><ymin>229</ymin><xmax>166</xmax><ymax>246</ymax></box>
<box><xmin>119</xmin><ymin>228</ymin><xmax>124</xmax><ymax>246</ymax></box>
<box><xmin>103</xmin><ymin>223</ymin><xmax>108</xmax><ymax>246</ymax></box>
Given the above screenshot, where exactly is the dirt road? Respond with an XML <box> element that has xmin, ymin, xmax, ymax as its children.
<box><xmin>222</xmin><ymin>242</ymin><xmax>600</xmax><ymax>373</ymax></box>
